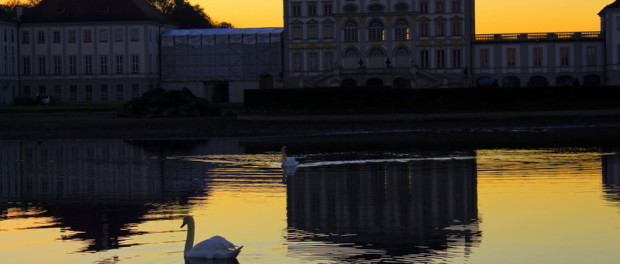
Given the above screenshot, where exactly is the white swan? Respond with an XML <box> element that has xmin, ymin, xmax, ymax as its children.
<box><xmin>181</xmin><ymin>216</ymin><xmax>243</xmax><ymax>259</ymax></box>
<box><xmin>281</xmin><ymin>146</ymin><xmax>299</xmax><ymax>175</ymax></box>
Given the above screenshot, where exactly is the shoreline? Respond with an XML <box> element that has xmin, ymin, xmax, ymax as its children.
<box><xmin>1</xmin><ymin>109</ymin><xmax>620</xmax><ymax>149</ymax></box>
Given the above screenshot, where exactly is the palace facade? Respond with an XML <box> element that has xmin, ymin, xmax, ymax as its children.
<box><xmin>282</xmin><ymin>0</ymin><xmax>620</xmax><ymax>89</ymax></box>
<box><xmin>2</xmin><ymin>0</ymin><xmax>620</xmax><ymax>105</ymax></box>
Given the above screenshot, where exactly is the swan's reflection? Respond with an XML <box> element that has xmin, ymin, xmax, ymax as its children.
<box><xmin>286</xmin><ymin>152</ymin><xmax>480</xmax><ymax>262</ymax></box>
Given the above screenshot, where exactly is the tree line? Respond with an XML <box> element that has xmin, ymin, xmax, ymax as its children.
<box><xmin>0</xmin><ymin>0</ymin><xmax>233</xmax><ymax>29</ymax></box>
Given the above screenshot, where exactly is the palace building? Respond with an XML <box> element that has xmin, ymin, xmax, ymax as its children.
<box><xmin>283</xmin><ymin>0</ymin><xmax>475</xmax><ymax>89</ymax></box>
<box><xmin>282</xmin><ymin>0</ymin><xmax>620</xmax><ymax>89</ymax></box>
<box><xmin>2</xmin><ymin>0</ymin><xmax>620</xmax><ymax>105</ymax></box>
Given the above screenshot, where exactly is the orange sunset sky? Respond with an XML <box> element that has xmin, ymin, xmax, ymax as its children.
<box><xmin>196</xmin><ymin>0</ymin><xmax>613</xmax><ymax>33</ymax></box>
<box><xmin>0</xmin><ymin>0</ymin><xmax>615</xmax><ymax>33</ymax></box>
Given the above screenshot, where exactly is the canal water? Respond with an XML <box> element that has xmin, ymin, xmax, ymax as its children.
<box><xmin>1</xmin><ymin>137</ymin><xmax>619</xmax><ymax>263</ymax></box>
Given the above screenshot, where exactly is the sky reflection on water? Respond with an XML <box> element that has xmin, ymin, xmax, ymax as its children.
<box><xmin>1</xmin><ymin>139</ymin><xmax>620</xmax><ymax>263</ymax></box>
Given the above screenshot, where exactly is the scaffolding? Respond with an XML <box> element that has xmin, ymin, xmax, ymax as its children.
<box><xmin>161</xmin><ymin>28</ymin><xmax>283</xmax><ymax>82</ymax></box>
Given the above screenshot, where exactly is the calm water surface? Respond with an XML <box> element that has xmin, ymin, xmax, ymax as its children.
<box><xmin>1</xmin><ymin>138</ymin><xmax>619</xmax><ymax>263</ymax></box>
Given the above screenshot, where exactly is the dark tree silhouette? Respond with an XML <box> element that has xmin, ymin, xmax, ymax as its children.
<box><xmin>148</xmin><ymin>0</ymin><xmax>233</xmax><ymax>28</ymax></box>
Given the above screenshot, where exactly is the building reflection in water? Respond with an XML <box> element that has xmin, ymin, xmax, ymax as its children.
<box><xmin>0</xmin><ymin>139</ymin><xmax>244</xmax><ymax>252</ymax></box>
<box><xmin>286</xmin><ymin>152</ymin><xmax>480</xmax><ymax>263</ymax></box>
<box><xmin>603</xmin><ymin>149</ymin><xmax>620</xmax><ymax>203</ymax></box>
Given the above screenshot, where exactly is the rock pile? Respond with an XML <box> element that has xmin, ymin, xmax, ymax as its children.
<box><xmin>118</xmin><ymin>88</ymin><xmax>210</xmax><ymax>117</ymax></box>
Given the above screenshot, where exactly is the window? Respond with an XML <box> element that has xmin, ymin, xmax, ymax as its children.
<box><xmin>52</xmin><ymin>31</ymin><xmax>60</xmax><ymax>43</ymax></box>
<box><xmin>452</xmin><ymin>0</ymin><xmax>461</xmax><ymax>12</ymax></box>
<box><xmin>420</xmin><ymin>50</ymin><xmax>429</xmax><ymax>68</ymax></box>
<box><xmin>100</xmin><ymin>55</ymin><xmax>108</xmax><ymax>74</ymax></box>
<box><xmin>116</xmin><ymin>55</ymin><xmax>124</xmax><ymax>73</ymax></box>
<box><xmin>420</xmin><ymin>1</ymin><xmax>428</xmax><ymax>13</ymax></box>
<box><xmin>480</xmin><ymin>48</ymin><xmax>490</xmax><ymax>68</ymax></box>
<box><xmin>322</xmin><ymin>20</ymin><xmax>335</xmax><ymax>39</ymax></box>
<box><xmin>67</xmin><ymin>30</ymin><xmax>76</xmax><ymax>43</ymax></box>
<box><xmin>368</xmin><ymin>20</ymin><xmax>384</xmax><ymax>41</ymax></box>
<box><xmin>436</xmin><ymin>49</ymin><xmax>446</xmax><ymax>68</ymax></box>
<box><xmin>131</xmin><ymin>54</ymin><xmax>139</xmax><ymax>73</ymax></box>
<box><xmin>116</xmin><ymin>84</ymin><xmax>124</xmax><ymax>101</ymax></box>
<box><xmin>37</xmin><ymin>56</ymin><xmax>45</xmax><ymax>75</ymax></box>
<box><xmin>308</xmin><ymin>51</ymin><xmax>318</xmax><ymax>71</ymax></box>
<box><xmin>452</xmin><ymin>20</ymin><xmax>462</xmax><ymax>36</ymax></box>
<box><xmin>394</xmin><ymin>20</ymin><xmax>410</xmax><ymax>41</ymax></box>
<box><xmin>308</xmin><ymin>3</ymin><xmax>317</xmax><ymax>16</ymax></box>
<box><xmin>99</xmin><ymin>29</ymin><xmax>108</xmax><ymax>42</ymax></box>
<box><xmin>23</xmin><ymin>86</ymin><xmax>31</xmax><ymax>97</ymax></box>
<box><xmin>323</xmin><ymin>50</ymin><xmax>334</xmax><ymax>70</ymax></box>
<box><xmin>452</xmin><ymin>48</ymin><xmax>462</xmax><ymax>68</ymax></box>
<box><xmin>506</xmin><ymin>48</ymin><xmax>517</xmax><ymax>67</ymax></box>
<box><xmin>53</xmin><ymin>85</ymin><xmax>62</xmax><ymax>101</ymax></box>
<box><xmin>84</xmin><ymin>55</ymin><xmax>93</xmax><ymax>74</ymax></box>
<box><xmin>560</xmin><ymin>47</ymin><xmax>570</xmax><ymax>66</ymax></box>
<box><xmin>291</xmin><ymin>21</ymin><xmax>303</xmax><ymax>39</ymax></box>
<box><xmin>533</xmin><ymin>47</ymin><xmax>543</xmax><ymax>67</ymax></box>
<box><xmin>436</xmin><ymin>1</ymin><xmax>445</xmax><ymax>13</ymax></box>
<box><xmin>69</xmin><ymin>56</ymin><xmax>77</xmax><ymax>75</ymax></box>
<box><xmin>85</xmin><ymin>85</ymin><xmax>93</xmax><ymax>101</ymax></box>
<box><xmin>53</xmin><ymin>56</ymin><xmax>61</xmax><ymax>75</ymax></box>
<box><xmin>130</xmin><ymin>28</ymin><xmax>139</xmax><ymax>42</ymax></box>
<box><xmin>435</xmin><ymin>20</ymin><xmax>446</xmax><ymax>36</ymax></box>
<box><xmin>114</xmin><ymin>29</ymin><xmax>123</xmax><ymax>42</ymax></box>
<box><xmin>22</xmin><ymin>56</ymin><xmax>30</xmax><ymax>75</ymax></box>
<box><xmin>307</xmin><ymin>21</ymin><xmax>318</xmax><ymax>39</ymax></box>
<box><xmin>586</xmin><ymin>47</ymin><xmax>597</xmax><ymax>66</ymax></box>
<box><xmin>21</xmin><ymin>31</ymin><xmax>30</xmax><ymax>44</ymax></box>
<box><xmin>83</xmin><ymin>30</ymin><xmax>92</xmax><ymax>43</ymax></box>
<box><xmin>37</xmin><ymin>31</ymin><xmax>45</xmax><ymax>44</ymax></box>
<box><xmin>100</xmin><ymin>84</ymin><xmax>108</xmax><ymax>101</ymax></box>
<box><xmin>70</xmin><ymin>85</ymin><xmax>77</xmax><ymax>101</ymax></box>
<box><xmin>344</xmin><ymin>21</ymin><xmax>358</xmax><ymax>42</ymax></box>
<box><xmin>323</xmin><ymin>2</ymin><xmax>333</xmax><ymax>15</ymax></box>
<box><xmin>292</xmin><ymin>52</ymin><xmax>303</xmax><ymax>71</ymax></box>
<box><xmin>292</xmin><ymin>4</ymin><xmax>302</xmax><ymax>16</ymax></box>
<box><xmin>420</xmin><ymin>21</ymin><xmax>429</xmax><ymax>37</ymax></box>
<box><xmin>132</xmin><ymin>84</ymin><xmax>140</xmax><ymax>98</ymax></box>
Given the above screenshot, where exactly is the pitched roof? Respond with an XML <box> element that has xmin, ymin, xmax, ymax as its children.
<box><xmin>600</xmin><ymin>0</ymin><xmax>620</xmax><ymax>15</ymax></box>
<box><xmin>21</xmin><ymin>0</ymin><xmax>173</xmax><ymax>24</ymax></box>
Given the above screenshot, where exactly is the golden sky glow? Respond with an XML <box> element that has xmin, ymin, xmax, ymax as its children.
<box><xmin>0</xmin><ymin>0</ymin><xmax>612</xmax><ymax>33</ymax></box>
<box><xmin>195</xmin><ymin>0</ymin><xmax>613</xmax><ymax>33</ymax></box>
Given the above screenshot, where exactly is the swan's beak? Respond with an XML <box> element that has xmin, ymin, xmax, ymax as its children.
<box><xmin>180</xmin><ymin>222</ymin><xmax>186</xmax><ymax>228</ymax></box>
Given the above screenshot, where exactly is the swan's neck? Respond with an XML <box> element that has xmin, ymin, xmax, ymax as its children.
<box><xmin>184</xmin><ymin>218</ymin><xmax>195</xmax><ymax>255</ymax></box>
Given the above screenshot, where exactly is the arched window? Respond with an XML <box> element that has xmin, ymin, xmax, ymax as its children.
<box><xmin>368</xmin><ymin>20</ymin><xmax>384</xmax><ymax>41</ymax></box>
<box><xmin>369</xmin><ymin>48</ymin><xmax>385</xmax><ymax>57</ymax></box>
<box><xmin>291</xmin><ymin>20</ymin><xmax>303</xmax><ymax>39</ymax></box>
<box><xmin>419</xmin><ymin>17</ymin><xmax>430</xmax><ymax>37</ymax></box>
<box><xmin>343</xmin><ymin>21</ymin><xmax>358</xmax><ymax>42</ymax></box>
<box><xmin>322</xmin><ymin>20</ymin><xmax>335</xmax><ymax>39</ymax></box>
<box><xmin>435</xmin><ymin>17</ymin><xmax>446</xmax><ymax>36</ymax></box>
<box><xmin>394</xmin><ymin>19</ymin><xmax>410</xmax><ymax>41</ymax></box>
<box><xmin>307</xmin><ymin>20</ymin><xmax>318</xmax><ymax>39</ymax></box>
<box><xmin>343</xmin><ymin>48</ymin><xmax>359</xmax><ymax>58</ymax></box>
<box><xmin>394</xmin><ymin>47</ymin><xmax>410</xmax><ymax>56</ymax></box>
<box><xmin>451</xmin><ymin>16</ymin><xmax>463</xmax><ymax>36</ymax></box>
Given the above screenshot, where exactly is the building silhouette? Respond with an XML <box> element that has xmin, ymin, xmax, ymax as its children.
<box><xmin>286</xmin><ymin>154</ymin><xmax>480</xmax><ymax>262</ymax></box>
<box><xmin>2</xmin><ymin>1</ymin><xmax>620</xmax><ymax>104</ymax></box>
